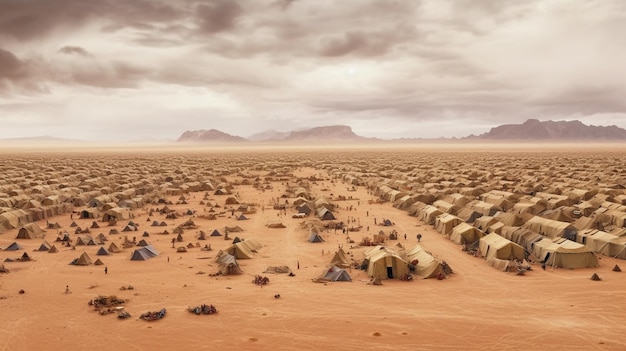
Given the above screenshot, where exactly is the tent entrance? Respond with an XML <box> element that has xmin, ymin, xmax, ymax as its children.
<box><xmin>387</xmin><ymin>267</ymin><xmax>393</xmax><ymax>279</ymax></box>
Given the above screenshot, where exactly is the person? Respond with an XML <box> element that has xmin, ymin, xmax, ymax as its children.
<box><xmin>64</xmin><ymin>285</ymin><xmax>70</xmax><ymax>294</ymax></box>
<box><xmin>297</xmin><ymin>260</ymin><xmax>300</xmax><ymax>269</ymax></box>
<box><xmin>104</xmin><ymin>266</ymin><xmax>108</xmax><ymax>274</ymax></box>
<box><xmin>404</xmin><ymin>233</ymin><xmax>407</xmax><ymax>240</ymax></box>
<box><xmin>417</xmin><ymin>233</ymin><xmax>422</xmax><ymax>242</ymax></box>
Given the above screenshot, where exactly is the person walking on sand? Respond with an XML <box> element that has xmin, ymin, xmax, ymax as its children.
<box><xmin>104</xmin><ymin>266</ymin><xmax>108</xmax><ymax>274</ymax></box>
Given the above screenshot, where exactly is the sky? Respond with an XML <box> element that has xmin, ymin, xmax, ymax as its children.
<box><xmin>1</xmin><ymin>0</ymin><xmax>626</xmax><ymax>141</ymax></box>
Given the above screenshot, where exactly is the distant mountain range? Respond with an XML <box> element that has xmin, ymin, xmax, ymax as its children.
<box><xmin>177</xmin><ymin>119</ymin><xmax>626</xmax><ymax>143</ymax></box>
<box><xmin>178</xmin><ymin>125</ymin><xmax>371</xmax><ymax>143</ymax></box>
<box><xmin>468</xmin><ymin>119</ymin><xmax>626</xmax><ymax>140</ymax></box>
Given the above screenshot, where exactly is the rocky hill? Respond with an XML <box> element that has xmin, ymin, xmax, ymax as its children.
<box><xmin>283</xmin><ymin>125</ymin><xmax>367</xmax><ymax>141</ymax></box>
<box><xmin>176</xmin><ymin>129</ymin><xmax>247</xmax><ymax>143</ymax></box>
<box><xmin>471</xmin><ymin>119</ymin><xmax>626</xmax><ymax>140</ymax></box>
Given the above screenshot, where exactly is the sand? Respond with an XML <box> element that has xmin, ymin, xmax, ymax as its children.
<box><xmin>0</xmin><ymin>144</ymin><xmax>625</xmax><ymax>351</ymax></box>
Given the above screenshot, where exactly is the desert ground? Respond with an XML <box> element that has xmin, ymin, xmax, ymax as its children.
<box><xmin>1</xmin><ymin>143</ymin><xmax>625</xmax><ymax>351</ymax></box>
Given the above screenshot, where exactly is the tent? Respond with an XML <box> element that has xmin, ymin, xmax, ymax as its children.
<box><xmin>37</xmin><ymin>241</ymin><xmax>52</xmax><ymax>252</ymax></box>
<box><xmin>130</xmin><ymin>245</ymin><xmax>159</xmax><ymax>261</ymax></box>
<box><xmin>237</xmin><ymin>214</ymin><xmax>248</xmax><ymax>221</ymax></box>
<box><xmin>94</xmin><ymin>258</ymin><xmax>104</xmax><ymax>266</ymax></box>
<box><xmin>315</xmin><ymin>266</ymin><xmax>352</xmax><ymax>282</ymax></box>
<box><xmin>522</xmin><ymin>216</ymin><xmax>578</xmax><ymax>240</ymax></box>
<box><xmin>108</xmin><ymin>242</ymin><xmax>121</xmax><ymax>253</ymax></box>
<box><xmin>405</xmin><ymin>245</ymin><xmax>445</xmax><ymax>279</ymax></box>
<box><xmin>450</xmin><ymin>222</ymin><xmax>484</xmax><ymax>245</ymax></box>
<box><xmin>499</xmin><ymin>226</ymin><xmax>544</xmax><ymax>252</ymax></box>
<box><xmin>16</xmin><ymin>223</ymin><xmax>45</xmax><ymax>239</ymax></box>
<box><xmin>5</xmin><ymin>242</ymin><xmax>23</xmax><ymax>251</ymax></box>
<box><xmin>308</xmin><ymin>232</ymin><xmax>324</xmax><ymax>243</ymax></box>
<box><xmin>434</xmin><ymin>214</ymin><xmax>462</xmax><ymax>235</ymax></box>
<box><xmin>216</xmin><ymin>251</ymin><xmax>243</xmax><ymax>275</ymax></box>
<box><xmin>96</xmin><ymin>247</ymin><xmax>110</xmax><ymax>256</ymax></box>
<box><xmin>225</xmin><ymin>226</ymin><xmax>243</xmax><ymax>233</ymax></box>
<box><xmin>210</xmin><ymin>229</ymin><xmax>222</xmax><ymax>237</ymax></box>
<box><xmin>136</xmin><ymin>239</ymin><xmax>150</xmax><ymax>247</ymax></box>
<box><xmin>364</xmin><ymin>246</ymin><xmax>409</xmax><ymax>280</ymax></box>
<box><xmin>532</xmin><ymin>237</ymin><xmax>599</xmax><ymax>269</ymax></box>
<box><xmin>479</xmin><ymin>233</ymin><xmax>525</xmax><ymax>262</ymax></box>
<box><xmin>48</xmin><ymin>245</ymin><xmax>59</xmax><ymax>253</ymax></box>
<box><xmin>102</xmin><ymin>207</ymin><xmax>131</xmax><ymax>222</ymax></box>
<box><xmin>329</xmin><ymin>248</ymin><xmax>350</xmax><ymax>268</ymax></box>
<box><xmin>577</xmin><ymin>229</ymin><xmax>626</xmax><ymax>259</ymax></box>
<box><xmin>418</xmin><ymin>205</ymin><xmax>443</xmax><ymax>225</ymax></box>
<box><xmin>317</xmin><ymin>207</ymin><xmax>336</xmax><ymax>221</ymax></box>
<box><xmin>72</xmin><ymin>252</ymin><xmax>93</xmax><ymax>266</ymax></box>
<box><xmin>225</xmin><ymin>242</ymin><xmax>254</xmax><ymax>259</ymax></box>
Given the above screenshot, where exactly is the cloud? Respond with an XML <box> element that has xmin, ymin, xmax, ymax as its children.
<box><xmin>58</xmin><ymin>46</ymin><xmax>91</xmax><ymax>56</ymax></box>
<box><xmin>195</xmin><ymin>0</ymin><xmax>243</xmax><ymax>33</ymax></box>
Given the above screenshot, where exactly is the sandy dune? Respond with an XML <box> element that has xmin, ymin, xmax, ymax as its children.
<box><xmin>0</xmin><ymin>144</ymin><xmax>625</xmax><ymax>351</ymax></box>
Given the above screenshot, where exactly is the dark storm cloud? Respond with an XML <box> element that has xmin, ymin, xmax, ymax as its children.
<box><xmin>195</xmin><ymin>0</ymin><xmax>243</xmax><ymax>33</ymax></box>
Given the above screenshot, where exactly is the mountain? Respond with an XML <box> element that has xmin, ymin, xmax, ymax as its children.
<box><xmin>179</xmin><ymin>125</ymin><xmax>370</xmax><ymax>143</ymax></box>
<box><xmin>0</xmin><ymin>135</ymin><xmax>86</xmax><ymax>145</ymax></box>
<box><xmin>177</xmin><ymin>129</ymin><xmax>247</xmax><ymax>143</ymax></box>
<box><xmin>283</xmin><ymin>125</ymin><xmax>368</xmax><ymax>141</ymax></box>
<box><xmin>247</xmin><ymin>129</ymin><xmax>290</xmax><ymax>142</ymax></box>
<box><xmin>471</xmin><ymin>119</ymin><xmax>626</xmax><ymax>140</ymax></box>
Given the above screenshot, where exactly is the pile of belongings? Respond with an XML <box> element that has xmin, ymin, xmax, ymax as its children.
<box><xmin>187</xmin><ymin>304</ymin><xmax>218</xmax><ymax>315</ymax></box>
<box><xmin>140</xmin><ymin>308</ymin><xmax>166</xmax><ymax>321</ymax></box>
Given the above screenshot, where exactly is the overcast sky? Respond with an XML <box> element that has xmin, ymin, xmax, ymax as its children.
<box><xmin>1</xmin><ymin>0</ymin><xmax>625</xmax><ymax>141</ymax></box>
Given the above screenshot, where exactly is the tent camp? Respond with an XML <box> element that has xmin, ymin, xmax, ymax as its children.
<box><xmin>405</xmin><ymin>245</ymin><xmax>445</xmax><ymax>279</ymax></box>
<box><xmin>531</xmin><ymin>237</ymin><xmax>599</xmax><ymax>269</ymax></box>
<box><xmin>363</xmin><ymin>246</ymin><xmax>409</xmax><ymax>280</ymax></box>
<box><xmin>449</xmin><ymin>222</ymin><xmax>484</xmax><ymax>245</ymax></box>
<box><xmin>16</xmin><ymin>223</ymin><xmax>45</xmax><ymax>239</ymax></box>
<box><xmin>130</xmin><ymin>245</ymin><xmax>159</xmax><ymax>260</ymax></box>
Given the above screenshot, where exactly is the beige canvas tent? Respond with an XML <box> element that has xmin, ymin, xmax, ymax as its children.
<box><xmin>329</xmin><ymin>248</ymin><xmax>350</xmax><ymax>268</ymax></box>
<box><xmin>532</xmin><ymin>237</ymin><xmax>599</xmax><ymax>268</ymax></box>
<box><xmin>418</xmin><ymin>205</ymin><xmax>443</xmax><ymax>225</ymax></box>
<box><xmin>479</xmin><ymin>233</ymin><xmax>525</xmax><ymax>262</ymax></box>
<box><xmin>102</xmin><ymin>207</ymin><xmax>131</xmax><ymax>222</ymax></box>
<box><xmin>16</xmin><ymin>223</ymin><xmax>45</xmax><ymax>239</ymax></box>
<box><xmin>577</xmin><ymin>229</ymin><xmax>626</xmax><ymax>259</ymax></box>
<box><xmin>500</xmin><ymin>226</ymin><xmax>543</xmax><ymax>252</ymax></box>
<box><xmin>522</xmin><ymin>216</ymin><xmax>578</xmax><ymax>240</ymax></box>
<box><xmin>435</xmin><ymin>214</ymin><xmax>462</xmax><ymax>236</ymax></box>
<box><xmin>450</xmin><ymin>222</ymin><xmax>484</xmax><ymax>245</ymax></box>
<box><xmin>364</xmin><ymin>246</ymin><xmax>409</xmax><ymax>280</ymax></box>
<box><xmin>405</xmin><ymin>245</ymin><xmax>445</xmax><ymax>279</ymax></box>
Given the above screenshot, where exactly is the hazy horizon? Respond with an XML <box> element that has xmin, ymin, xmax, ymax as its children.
<box><xmin>1</xmin><ymin>0</ymin><xmax>625</xmax><ymax>141</ymax></box>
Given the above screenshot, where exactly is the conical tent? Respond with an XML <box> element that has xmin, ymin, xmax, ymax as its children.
<box><xmin>74</xmin><ymin>252</ymin><xmax>93</xmax><ymax>266</ymax></box>
<box><xmin>48</xmin><ymin>245</ymin><xmax>59</xmax><ymax>253</ymax></box>
<box><xmin>210</xmin><ymin>229</ymin><xmax>222</xmax><ymax>236</ymax></box>
<box><xmin>330</xmin><ymin>248</ymin><xmax>350</xmax><ymax>268</ymax></box>
<box><xmin>108</xmin><ymin>242</ymin><xmax>121</xmax><ymax>253</ymax></box>
<box><xmin>94</xmin><ymin>258</ymin><xmax>104</xmax><ymax>265</ymax></box>
<box><xmin>5</xmin><ymin>242</ymin><xmax>23</xmax><ymax>251</ymax></box>
<box><xmin>37</xmin><ymin>241</ymin><xmax>52</xmax><ymax>252</ymax></box>
<box><xmin>308</xmin><ymin>232</ymin><xmax>324</xmax><ymax>243</ymax></box>
<box><xmin>216</xmin><ymin>251</ymin><xmax>243</xmax><ymax>275</ymax></box>
<box><xmin>96</xmin><ymin>247</ymin><xmax>110</xmax><ymax>256</ymax></box>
